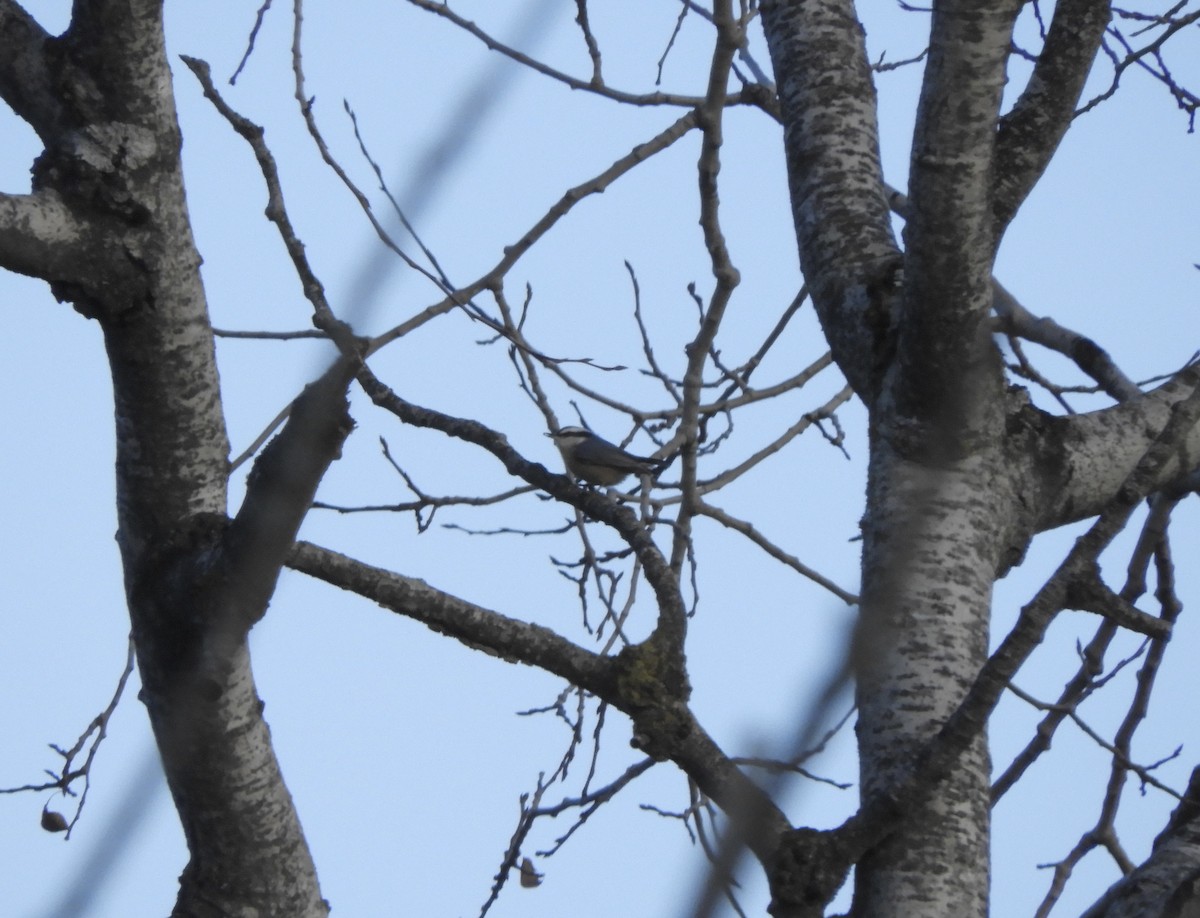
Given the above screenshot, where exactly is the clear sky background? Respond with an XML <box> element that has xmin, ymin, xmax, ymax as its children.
<box><xmin>1</xmin><ymin>3</ymin><xmax>1198</xmax><ymax>917</ymax></box>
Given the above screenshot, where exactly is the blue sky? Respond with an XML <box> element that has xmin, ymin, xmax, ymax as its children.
<box><xmin>1</xmin><ymin>3</ymin><xmax>1198</xmax><ymax>916</ymax></box>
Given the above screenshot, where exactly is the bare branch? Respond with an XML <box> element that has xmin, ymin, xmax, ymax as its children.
<box><xmin>288</xmin><ymin>540</ymin><xmax>612</xmax><ymax>683</ymax></box>
<box><xmin>671</xmin><ymin>0</ymin><xmax>742</xmax><ymax>583</ymax></box>
<box><xmin>0</xmin><ymin>638</ymin><xmax>136</xmax><ymax>840</ymax></box>
<box><xmin>222</xmin><ymin>363</ymin><xmax>356</xmax><ymax>633</ymax></box>
<box><xmin>994</xmin><ymin>0</ymin><xmax>1112</xmax><ymax>231</ymax></box>
<box><xmin>992</xmin><ymin>281</ymin><xmax>1141</xmax><ymax>401</ymax></box>
<box><xmin>370</xmin><ymin>109</ymin><xmax>699</xmax><ymax>349</ymax></box>
<box><xmin>0</xmin><ymin>1</ymin><xmax>65</xmax><ymax>142</ymax></box>
<box><xmin>573</xmin><ymin>0</ymin><xmax>603</xmax><ymax>85</ymax></box>
<box><xmin>1080</xmin><ymin>9</ymin><xmax>1200</xmax><ymax>126</ymax></box>
<box><xmin>695</xmin><ymin>500</ymin><xmax>858</xmax><ymax>605</ymax></box>
<box><xmin>405</xmin><ymin>0</ymin><xmax>759</xmax><ymax>109</ymax></box>
<box><xmin>180</xmin><ymin>54</ymin><xmax>362</xmax><ymax>354</ymax></box>
<box><xmin>213</xmin><ymin>327</ymin><xmax>327</xmax><ymax>340</ymax></box>
<box><xmin>229</xmin><ymin>0</ymin><xmax>275</xmax><ymax>85</ymax></box>
<box><xmin>692</xmin><ymin>383</ymin><xmax>855</xmax><ymax>495</ymax></box>
<box><xmin>993</xmin><ymin>494</ymin><xmax>1176</xmax><ymax>802</ymax></box>
<box><xmin>289</xmin><ymin>5</ymin><xmax>455</xmax><ymax>303</ymax></box>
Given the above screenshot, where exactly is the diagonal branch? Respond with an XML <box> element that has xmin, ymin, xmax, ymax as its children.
<box><xmin>760</xmin><ymin>0</ymin><xmax>900</xmax><ymax>399</ymax></box>
<box><xmin>695</xmin><ymin>501</ymin><xmax>858</xmax><ymax>605</ymax></box>
<box><xmin>287</xmin><ymin>539</ymin><xmax>792</xmax><ymax>862</ymax></box>
<box><xmin>369</xmin><ymin>109</ymin><xmax>699</xmax><ymax>349</ymax></box>
<box><xmin>221</xmin><ymin>360</ymin><xmax>356</xmax><ymax>634</ymax></box>
<box><xmin>0</xmin><ymin>1</ymin><xmax>67</xmax><ymax>142</ymax></box>
<box><xmin>992</xmin><ymin>492</ymin><xmax>1174</xmax><ymax>802</ymax></box>
<box><xmin>287</xmin><ymin>541</ymin><xmax>611</xmax><ymax>688</ymax></box>
<box><xmin>993</xmin><ymin>0</ymin><xmax>1112</xmax><ymax>233</ymax></box>
<box><xmin>404</xmin><ymin>0</ymin><xmax>759</xmax><ymax>109</ymax></box>
<box><xmin>351</xmin><ymin>365</ymin><xmax>690</xmax><ymax>639</ymax></box>
<box><xmin>1077</xmin><ymin>766</ymin><xmax>1200</xmax><ymax>917</ymax></box>
<box><xmin>181</xmin><ymin>54</ymin><xmax>361</xmax><ymax>355</ymax></box>
<box><xmin>992</xmin><ymin>280</ymin><xmax>1140</xmax><ymax>402</ymax></box>
<box><xmin>1065</xmin><ymin>566</ymin><xmax>1170</xmax><ymax>638</ymax></box>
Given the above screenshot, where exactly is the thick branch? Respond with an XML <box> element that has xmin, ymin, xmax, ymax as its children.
<box><xmin>896</xmin><ymin>0</ymin><xmax>1021</xmax><ymax>431</ymax></box>
<box><xmin>992</xmin><ymin>280</ymin><xmax>1140</xmax><ymax>402</ymax></box>
<box><xmin>993</xmin><ymin>0</ymin><xmax>1112</xmax><ymax>233</ymax></box>
<box><xmin>670</xmin><ymin>714</ymin><xmax>794</xmax><ymax>866</ymax></box>
<box><xmin>222</xmin><ymin>360</ymin><xmax>356</xmax><ymax>633</ymax></box>
<box><xmin>890</xmin><ymin>191</ymin><xmax>1140</xmax><ymax>404</ymax></box>
<box><xmin>287</xmin><ymin>540</ymin><xmax>611</xmax><ymax>688</ymax></box>
<box><xmin>760</xmin><ymin>0</ymin><xmax>899</xmax><ymax>398</ymax></box>
<box><xmin>0</xmin><ymin>189</ymin><xmax>136</xmax><ymax>289</ymax></box>
<box><xmin>0</xmin><ymin>1</ymin><xmax>66</xmax><ymax>142</ymax></box>
<box><xmin>1027</xmin><ymin>366</ymin><xmax>1200</xmax><ymax>532</ymax></box>
<box><xmin>286</xmin><ymin>540</ymin><xmax>793</xmax><ymax>867</ymax></box>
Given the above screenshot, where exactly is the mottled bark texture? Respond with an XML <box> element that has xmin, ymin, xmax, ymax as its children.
<box><xmin>0</xmin><ymin>1</ymin><xmax>345</xmax><ymax>914</ymax></box>
<box><xmin>762</xmin><ymin>1</ymin><xmax>1199</xmax><ymax>916</ymax></box>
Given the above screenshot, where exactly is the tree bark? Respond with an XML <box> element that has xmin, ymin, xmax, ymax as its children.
<box><xmin>3</xmin><ymin>1</ymin><xmax>1197</xmax><ymax>914</ymax></box>
<box><xmin>0</xmin><ymin>2</ymin><xmax>338</xmax><ymax>913</ymax></box>
<box><xmin>763</xmin><ymin>1</ymin><xmax>1021</xmax><ymax>913</ymax></box>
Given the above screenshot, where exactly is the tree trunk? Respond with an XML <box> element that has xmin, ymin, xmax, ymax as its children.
<box><xmin>853</xmin><ymin>445</ymin><xmax>1010</xmax><ymax>914</ymax></box>
<box><xmin>0</xmin><ymin>2</ymin><xmax>333</xmax><ymax>913</ymax></box>
<box><xmin>763</xmin><ymin>0</ymin><xmax>1023</xmax><ymax>912</ymax></box>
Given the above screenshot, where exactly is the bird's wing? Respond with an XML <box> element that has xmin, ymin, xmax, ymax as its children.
<box><xmin>575</xmin><ymin>439</ymin><xmax>655</xmax><ymax>470</ymax></box>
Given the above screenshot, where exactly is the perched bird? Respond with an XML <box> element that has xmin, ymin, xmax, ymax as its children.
<box><xmin>546</xmin><ymin>426</ymin><xmax>660</xmax><ymax>486</ymax></box>
<box><xmin>518</xmin><ymin>856</ymin><xmax>543</xmax><ymax>888</ymax></box>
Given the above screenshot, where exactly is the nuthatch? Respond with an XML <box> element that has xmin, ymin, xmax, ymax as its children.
<box><xmin>546</xmin><ymin>427</ymin><xmax>660</xmax><ymax>486</ymax></box>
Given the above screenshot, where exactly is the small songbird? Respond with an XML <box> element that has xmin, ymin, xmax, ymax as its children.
<box><xmin>518</xmin><ymin>856</ymin><xmax>542</xmax><ymax>888</ymax></box>
<box><xmin>546</xmin><ymin>426</ymin><xmax>660</xmax><ymax>486</ymax></box>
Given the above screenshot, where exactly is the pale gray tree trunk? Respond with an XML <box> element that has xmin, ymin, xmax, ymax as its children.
<box><xmin>758</xmin><ymin>1</ymin><xmax>1196</xmax><ymax>915</ymax></box>
<box><xmin>0</xmin><ymin>2</ymin><xmax>343</xmax><ymax>914</ymax></box>
<box><xmin>762</xmin><ymin>1</ymin><xmax>1016</xmax><ymax>909</ymax></box>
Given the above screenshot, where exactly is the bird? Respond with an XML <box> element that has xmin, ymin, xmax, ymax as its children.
<box><xmin>546</xmin><ymin>426</ymin><xmax>661</xmax><ymax>486</ymax></box>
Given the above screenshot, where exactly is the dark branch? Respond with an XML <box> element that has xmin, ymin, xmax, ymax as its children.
<box><xmin>0</xmin><ymin>1</ymin><xmax>65</xmax><ymax>142</ymax></box>
<box><xmin>222</xmin><ymin>361</ymin><xmax>356</xmax><ymax>632</ymax></box>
